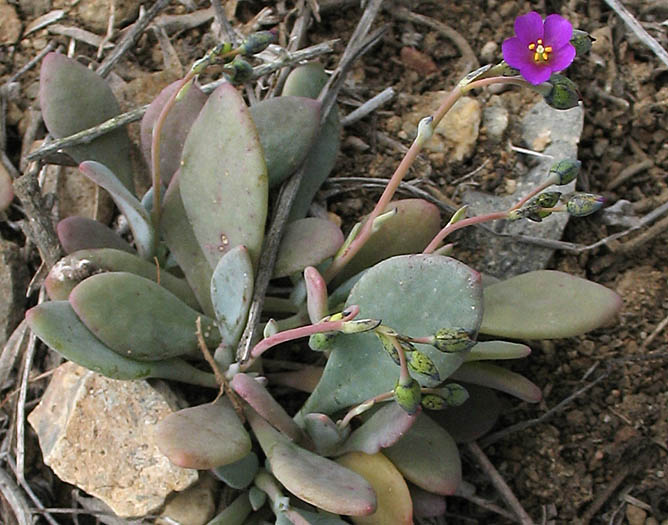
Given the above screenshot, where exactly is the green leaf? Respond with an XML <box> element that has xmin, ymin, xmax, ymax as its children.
<box><xmin>273</xmin><ymin>218</ymin><xmax>344</xmax><ymax>278</ymax></box>
<box><xmin>40</xmin><ymin>53</ymin><xmax>134</xmax><ymax>192</ymax></box>
<box><xmin>211</xmin><ymin>245</ymin><xmax>253</xmax><ymax>346</ymax></box>
<box><xmin>249</xmin><ymin>96</ymin><xmax>321</xmax><ymax>187</ymax></box>
<box><xmin>25</xmin><ymin>301</ymin><xmax>217</xmax><ymax>386</ymax></box>
<box><xmin>206</xmin><ymin>493</ymin><xmax>252</xmax><ymax>525</ymax></box>
<box><xmin>56</xmin><ymin>216</ymin><xmax>134</xmax><ymax>255</ymax></box>
<box><xmin>212</xmin><ymin>452</ymin><xmax>259</xmax><ymax>489</ymax></box>
<box><xmin>480</xmin><ymin>270</ymin><xmax>622</xmax><ymax>339</ymax></box>
<box><xmin>179</xmin><ymin>82</ymin><xmax>268</xmax><ymax>269</ymax></box>
<box><xmin>464</xmin><ymin>340</ymin><xmax>531</xmax><ymax>361</ymax></box>
<box><xmin>383</xmin><ymin>412</ymin><xmax>461</xmax><ymax>495</ymax></box>
<box><xmin>450</xmin><ymin>362</ymin><xmax>542</xmax><ymax>403</ymax></box>
<box><xmin>154</xmin><ymin>399</ymin><xmax>251</xmax><ymax>469</ymax></box>
<box><xmin>69</xmin><ymin>272</ymin><xmax>220</xmax><ymax>361</ymax></box>
<box><xmin>298</xmin><ymin>255</ymin><xmax>482</xmax><ymax>417</ymax></box>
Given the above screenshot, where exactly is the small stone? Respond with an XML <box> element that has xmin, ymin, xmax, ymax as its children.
<box><xmin>0</xmin><ymin>0</ymin><xmax>21</xmax><ymax>44</ymax></box>
<box><xmin>645</xmin><ymin>517</ymin><xmax>659</xmax><ymax>525</ymax></box>
<box><xmin>482</xmin><ymin>96</ymin><xmax>509</xmax><ymax>142</ymax></box>
<box><xmin>157</xmin><ymin>475</ymin><xmax>217</xmax><ymax>525</ymax></box>
<box><xmin>400</xmin><ymin>47</ymin><xmax>438</xmax><ymax>76</ymax></box>
<box><xmin>626</xmin><ymin>505</ymin><xmax>647</xmax><ymax>525</ymax></box>
<box><xmin>480</xmin><ymin>41</ymin><xmax>499</xmax><ymax>64</ymax></box>
<box><xmin>28</xmin><ymin>363</ymin><xmax>198</xmax><ymax>518</ymax></box>
<box><xmin>52</xmin><ymin>0</ymin><xmax>139</xmax><ymax>32</ymax></box>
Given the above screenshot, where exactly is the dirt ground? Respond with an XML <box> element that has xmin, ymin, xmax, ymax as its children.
<box><xmin>1</xmin><ymin>0</ymin><xmax>667</xmax><ymax>524</ymax></box>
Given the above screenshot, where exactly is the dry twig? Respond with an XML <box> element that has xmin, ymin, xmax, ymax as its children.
<box><xmin>0</xmin><ymin>467</ymin><xmax>31</xmax><ymax>525</ymax></box>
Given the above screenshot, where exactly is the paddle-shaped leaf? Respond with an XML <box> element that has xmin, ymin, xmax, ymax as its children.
<box><xmin>383</xmin><ymin>412</ymin><xmax>461</xmax><ymax>495</ymax></box>
<box><xmin>247</xmin><ymin>408</ymin><xmax>377</xmax><ymax>516</ymax></box>
<box><xmin>211</xmin><ymin>245</ymin><xmax>253</xmax><ymax>346</ymax></box>
<box><xmin>155</xmin><ymin>398</ymin><xmax>251</xmax><ymax>469</ymax></box>
<box><xmin>79</xmin><ymin>161</ymin><xmax>154</xmax><ymax>259</ymax></box>
<box><xmin>274</xmin><ymin>218</ymin><xmax>344</xmax><ymax>278</ymax></box>
<box><xmin>480</xmin><ymin>270</ymin><xmax>622</xmax><ymax>339</ymax></box>
<box><xmin>249</xmin><ymin>96</ymin><xmax>321</xmax><ymax>187</ymax></box>
<box><xmin>25</xmin><ymin>301</ymin><xmax>216</xmax><ymax>386</ymax></box>
<box><xmin>409</xmin><ymin>484</ymin><xmax>446</xmax><ymax>519</ymax></box>
<box><xmin>336</xmin><ymin>452</ymin><xmax>413</xmax><ymax>525</ymax></box>
<box><xmin>69</xmin><ymin>272</ymin><xmax>220</xmax><ymax>361</ymax></box>
<box><xmin>179</xmin><ymin>82</ymin><xmax>267</xmax><ymax>268</ymax></box>
<box><xmin>464</xmin><ymin>340</ymin><xmax>531</xmax><ymax>362</ymax></box>
<box><xmin>450</xmin><ymin>362</ymin><xmax>542</xmax><ymax>403</ymax></box>
<box><xmin>56</xmin><ymin>216</ymin><xmax>134</xmax><ymax>254</ymax></box>
<box><xmin>45</xmin><ymin>248</ymin><xmax>199</xmax><ymax>309</ymax></box>
<box><xmin>212</xmin><ymin>452</ymin><xmax>259</xmax><ymax>489</ymax></box>
<box><xmin>40</xmin><ymin>53</ymin><xmax>134</xmax><ymax>192</ymax></box>
<box><xmin>303</xmin><ymin>413</ymin><xmax>349</xmax><ymax>456</ymax></box>
<box><xmin>298</xmin><ymin>255</ymin><xmax>482</xmax><ymax>418</ymax></box>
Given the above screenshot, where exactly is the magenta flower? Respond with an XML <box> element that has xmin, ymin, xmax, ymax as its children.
<box><xmin>502</xmin><ymin>12</ymin><xmax>576</xmax><ymax>85</ymax></box>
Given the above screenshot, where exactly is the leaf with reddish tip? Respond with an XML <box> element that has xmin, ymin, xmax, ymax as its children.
<box><xmin>155</xmin><ymin>399</ymin><xmax>251</xmax><ymax>469</ymax></box>
<box><xmin>179</xmin><ymin>82</ymin><xmax>268</xmax><ymax>269</ymax></box>
<box><xmin>331</xmin><ymin>199</ymin><xmax>442</xmax><ymax>287</ymax></box>
<box><xmin>45</xmin><ymin>248</ymin><xmax>199</xmax><ymax>310</ymax></box>
<box><xmin>161</xmin><ymin>171</ymin><xmax>214</xmax><ymax>316</ymax></box>
<box><xmin>335</xmin><ymin>403</ymin><xmax>417</xmax><ymax>457</ymax></box>
<box><xmin>69</xmin><ymin>272</ymin><xmax>220</xmax><ymax>361</ymax></box>
<box><xmin>57</xmin><ymin>216</ymin><xmax>134</xmax><ymax>254</ymax></box>
<box><xmin>409</xmin><ymin>484</ymin><xmax>446</xmax><ymax>519</ymax></box>
<box><xmin>25</xmin><ymin>301</ymin><xmax>217</xmax><ymax>386</ymax></box>
<box><xmin>211</xmin><ymin>245</ymin><xmax>253</xmax><ymax>346</ymax></box>
<box><xmin>0</xmin><ymin>164</ymin><xmax>13</xmax><ymax>212</ymax></box>
<box><xmin>273</xmin><ymin>218</ymin><xmax>344</xmax><ymax>278</ymax></box>
<box><xmin>450</xmin><ymin>362</ymin><xmax>542</xmax><ymax>403</ymax></box>
<box><xmin>250</xmin><ymin>96</ymin><xmax>321</xmax><ymax>187</ymax></box>
<box><xmin>383</xmin><ymin>412</ymin><xmax>461</xmax><ymax>496</ymax></box>
<box><xmin>78</xmin><ymin>161</ymin><xmax>154</xmax><ymax>259</ymax></box>
<box><xmin>303</xmin><ymin>413</ymin><xmax>349</xmax><ymax>456</ymax></box>
<box><xmin>40</xmin><ymin>53</ymin><xmax>134</xmax><ymax>192</ymax></box>
<box><xmin>430</xmin><ymin>384</ymin><xmax>502</xmax><ymax>443</ymax></box>
<box><xmin>336</xmin><ymin>452</ymin><xmax>413</xmax><ymax>525</ymax></box>
<box><xmin>464</xmin><ymin>340</ymin><xmax>531</xmax><ymax>362</ymax></box>
<box><xmin>480</xmin><ymin>270</ymin><xmax>622</xmax><ymax>339</ymax></box>
<box><xmin>140</xmin><ymin>80</ymin><xmax>208</xmax><ymax>185</ymax></box>
<box><xmin>247</xmin><ymin>409</ymin><xmax>377</xmax><ymax>516</ymax></box>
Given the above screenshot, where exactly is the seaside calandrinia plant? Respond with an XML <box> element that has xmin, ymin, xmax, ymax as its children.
<box><xmin>502</xmin><ymin>11</ymin><xmax>577</xmax><ymax>84</ymax></box>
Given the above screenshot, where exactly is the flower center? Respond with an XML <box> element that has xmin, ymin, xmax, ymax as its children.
<box><xmin>528</xmin><ymin>39</ymin><xmax>553</xmax><ymax>63</ymax></box>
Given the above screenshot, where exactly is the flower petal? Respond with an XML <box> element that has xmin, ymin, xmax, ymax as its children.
<box><xmin>520</xmin><ymin>62</ymin><xmax>552</xmax><ymax>85</ymax></box>
<box><xmin>514</xmin><ymin>11</ymin><xmax>543</xmax><ymax>44</ymax></box>
<box><xmin>502</xmin><ymin>37</ymin><xmax>531</xmax><ymax>69</ymax></box>
<box><xmin>543</xmin><ymin>14</ymin><xmax>573</xmax><ymax>49</ymax></box>
<box><xmin>549</xmin><ymin>43</ymin><xmax>576</xmax><ymax>72</ymax></box>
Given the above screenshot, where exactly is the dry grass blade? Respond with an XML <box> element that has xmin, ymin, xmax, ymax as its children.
<box><xmin>0</xmin><ymin>467</ymin><xmax>31</xmax><ymax>525</ymax></box>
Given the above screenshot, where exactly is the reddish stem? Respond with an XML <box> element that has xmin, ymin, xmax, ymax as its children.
<box><xmin>423</xmin><ymin>210</ymin><xmax>510</xmax><ymax>254</ymax></box>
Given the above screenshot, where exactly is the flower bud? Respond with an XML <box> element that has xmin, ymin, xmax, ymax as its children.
<box><xmin>549</xmin><ymin>158</ymin><xmax>581</xmax><ymax>185</ymax></box>
<box><xmin>376</xmin><ymin>331</ymin><xmax>401</xmax><ymax>365</ymax></box>
<box><xmin>240</xmin><ymin>29</ymin><xmax>277</xmax><ymax>56</ymax></box>
<box><xmin>506</xmin><ymin>209</ymin><xmax>525</xmax><ymax>221</ymax></box>
<box><xmin>566</xmin><ymin>193</ymin><xmax>605</xmax><ymax>217</ymax></box>
<box><xmin>339</xmin><ymin>318</ymin><xmax>382</xmax><ymax>334</ymax></box>
<box><xmin>406</xmin><ymin>351</ymin><xmax>440</xmax><ymax>382</ymax></box>
<box><xmin>570</xmin><ymin>29</ymin><xmax>594</xmax><ymax>57</ymax></box>
<box><xmin>433</xmin><ymin>328</ymin><xmax>475</xmax><ymax>353</ymax></box>
<box><xmin>421</xmin><ymin>394</ymin><xmax>448</xmax><ymax>410</ymax></box>
<box><xmin>532</xmin><ymin>191</ymin><xmax>562</xmax><ymax>208</ymax></box>
<box><xmin>222</xmin><ymin>56</ymin><xmax>254</xmax><ymax>83</ymax></box>
<box><xmin>544</xmin><ymin>74</ymin><xmax>581</xmax><ymax>110</ymax></box>
<box><xmin>309</xmin><ymin>332</ymin><xmax>336</xmax><ymax>351</ymax></box>
<box><xmin>393</xmin><ymin>378</ymin><xmax>422</xmax><ymax>415</ymax></box>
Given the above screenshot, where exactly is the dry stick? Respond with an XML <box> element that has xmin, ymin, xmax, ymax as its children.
<box><xmin>5</xmin><ymin>456</ymin><xmax>60</xmax><ymax>525</ymax></box>
<box><xmin>578</xmin><ymin>463</ymin><xmax>633</xmax><ymax>525</ymax></box>
<box><xmin>15</xmin><ymin>329</ymin><xmax>38</xmax><ymax>486</ymax></box>
<box><xmin>607</xmin><ymin>159</ymin><xmax>653</xmax><ymax>190</ymax></box>
<box><xmin>467</xmin><ymin>442</ymin><xmax>535</xmax><ymax>525</ymax></box>
<box><xmin>236</xmin><ymin>0</ymin><xmax>386</xmax><ymax>362</ymax></box>
<box><xmin>340</xmin><ymin>86</ymin><xmax>396</xmax><ymax>126</ymax></box>
<box><xmin>456</xmin><ymin>491</ymin><xmax>520</xmax><ymax>523</ymax></box>
<box><xmin>96</xmin><ymin>0</ymin><xmax>172</xmax><ymax>77</ymax></box>
<box><xmin>641</xmin><ymin>313</ymin><xmax>668</xmax><ymax>349</ymax></box>
<box><xmin>210</xmin><ymin>0</ymin><xmax>238</xmax><ymax>44</ymax></box>
<box><xmin>0</xmin><ymin>467</ymin><xmax>31</xmax><ymax>525</ymax></box>
<box><xmin>612</xmin><ymin>211</ymin><xmax>668</xmax><ymax>254</ymax></box>
<box><xmin>603</xmin><ymin>0</ymin><xmax>668</xmax><ymax>68</ymax></box>
<box><xmin>25</xmin><ymin>41</ymin><xmax>336</xmax><ymax>163</ymax></box>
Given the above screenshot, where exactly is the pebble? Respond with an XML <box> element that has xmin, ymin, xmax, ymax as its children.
<box><xmin>626</xmin><ymin>505</ymin><xmax>647</xmax><ymax>525</ymax></box>
<box><xmin>480</xmin><ymin>41</ymin><xmax>499</xmax><ymax>64</ymax></box>
<box><xmin>52</xmin><ymin>0</ymin><xmax>139</xmax><ymax>32</ymax></box>
<box><xmin>482</xmin><ymin>96</ymin><xmax>509</xmax><ymax>142</ymax></box>
<box><xmin>0</xmin><ymin>0</ymin><xmax>21</xmax><ymax>44</ymax></box>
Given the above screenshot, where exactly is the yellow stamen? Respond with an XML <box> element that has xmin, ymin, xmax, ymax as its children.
<box><xmin>545</xmin><ymin>46</ymin><xmax>553</xmax><ymax>52</ymax></box>
<box><xmin>537</xmin><ymin>39</ymin><xmax>543</xmax><ymax>45</ymax></box>
<box><xmin>542</xmin><ymin>52</ymin><xmax>549</xmax><ymax>60</ymax></box>
<box><xmin>528</xmin><ymin>43</ymin><xmax>536</xmax><ymax>50</ymax></box>
<box><xmin>529</xmin><ymin>39</ymin><xmax>553</xmax><ymax>63</ymax></box>
<box><xmin>534</xmin><ymin>52</ymin><xmax>540</xmax><ymax>62</ymax></box>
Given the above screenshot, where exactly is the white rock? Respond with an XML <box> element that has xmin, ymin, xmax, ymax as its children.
<box><xmin>28</xmin><ymin>362</ymin><xmax>198</xmax><ymax>518</ymax></box>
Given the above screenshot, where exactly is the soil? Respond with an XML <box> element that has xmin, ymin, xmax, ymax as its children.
<box><xmin>1</xmin><ymin>1</ymin><xmax>667</xmax><ymax>524</ymax></box>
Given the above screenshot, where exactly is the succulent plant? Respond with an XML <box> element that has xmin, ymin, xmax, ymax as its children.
<box><xmin>26</xmin><ymin>22</ymin><xmax>620</xmax><ymax>524</ymax></box>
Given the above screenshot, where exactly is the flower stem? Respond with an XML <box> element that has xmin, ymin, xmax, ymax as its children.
<box><xmin>423</xmin><ymin>210</ymin><xmax>510</xmax><ymax>254</ymax></box>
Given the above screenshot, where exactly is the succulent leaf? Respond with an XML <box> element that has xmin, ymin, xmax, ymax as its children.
<box><xmin>154</xmin><ymin>398</ymin><xmax>251</xmax><ymax>469</ymax></box>
<box><xmin>409</xmin><ymin>484</ymin><xmax>446</xmax><ymax>519</ymax></box>
<box><xmin>383</xmin><ymin>412</ymin><xmax>461</xmax><ymax>495</ymax></box>
<box><xmin>56</xmin><ymin>216</ymin><xmax>134</xmax><ymax>255</ymax></box>
<box><xmin>212</xmin><ymin>452</ymin><xmax>259</xmax><ymax>489</ymax></box>
<box><xmin>69</xmin><ymin>272</ymin><xmax>220</xmax><ymax>361</ymax></box>
<box><xmin>179</xmin><ymin>82</ymin><xmax>268</xmax><ymax>269</ymax></box>
<box><xmin>299</xmin><ymin>255</ymin><xmax>482</xmax><ymax>417</ymax></box>
<box><xmin>211</xmin><ymin>245</ymin><xmax>253</xmax><ymax>346</ymax></box>
<box><xmin>303</xmin><ymin>413</ymin><xmax>349</xmax><ymax>456</ymax></box>
<box><xmin>480</xmin><ymin>270</ymin><xmax>621</xmax><ymax>339</ymax></box>
<box><xmin>451</xmin><ymin>362</ymin><xmax>542</xmax><ymax>403</ymax></box>
<box><xmin>464</xmin><ymin>340</ymin><xmax>532</xmax><ymax>361</ymax></box>
<box><xmin>39</xmin><ymin>53</ymin><xmax>134</xmax><ymax>192</ymax></box>
<box><xmin>336</xmin><ymin>452</ymin><xmax>413</xmax><ymax>525</ymax></box>
<box><xmin>249</xmin><ymin>96</ymin><xmax>322</xmax><ymax>187</ymax></box>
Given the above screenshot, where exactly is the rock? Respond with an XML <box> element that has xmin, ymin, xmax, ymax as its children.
<box><xmin>52</xmin><ymin>0</ymin><xmax>139</xmax><ymax>33</ymax></box>
<box><xmin>626</xmin><ymin>505</ymin><xmax>647</xmax><ymax>525</ymax></box>
<box><xmin>480</xmin><ymin>41</ymin><xmax>498</xmax><ymax>64</ymax></box>
<box><xmin>0</xmin><ymin>241</ymin><xmax>29</xmax><ymax>349</ymax></box>
<box><xmin>482</xmin><ymin>95</ymin><xmax>509</xmax><ymax>142</ymax></box>
<box><xmin>0</xmin><ymin>162</ymin><xmax>13</xmax><ymax>212</ymax></box>
<box><xmin>18</xmin><ymin>0</ymin><xmax>52</xmax><ymax>17</ymax></box>
<box><xmin>0</xmin><ymin>0</ymin><xmax>21</xmax><ymax>44</ymax></box>
<box><xmin>462</xmin><ymin>100</ymin><xmax>583</xmax><ymax>278</ymax></box>
<box><xmin>402</xmin><ymin>94</ymin><xmax>482</xmax><ymax>164</ymax></box>
<box><xmin>28</xmin><ymin>362</ymin><xmax>198</xmax><ymax>518</ymax></box>
<box><xmin>400</xmin><ymin>47</ymin><xmax>438</xmax><ymax>76</ymax></box>
<box><xmin>157</xmin><ymin>475</ymin><xmax>217</xmax><ymax>525</ymax></box>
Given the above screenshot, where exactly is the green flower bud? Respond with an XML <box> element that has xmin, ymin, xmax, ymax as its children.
<box><xmin>433</xmin><ymin>328</ymin><xmax>475</xmax><ymax>353</ymax></box>
<box><xmin>531</xmin><ymin>191</ymin><xmax>562</xmax><ymax>208</ymax></box>
<box><xmin>406</xmin><ymin>351</ymin><xmax>440</xmax><ymax>382</ymax></box>
<box><xmin>309</xmin><ymin>332</ymin><xmax>336</xmax><ymax>351</ymax></box>
<box><xmin>506</xmin><ymin>209</ymin><xmax>525</xmax><ymax>221</ymax></box>
<box><xmin>544</xmin><ymin>74</ymin><xmax>581</xmax><ymax>110</ymax></box>
<box><xmin>570</xmin><ymin>29</ymin><xmax>594</xmax><ymax>57</ymax></box>
<box><xmin>339</xmin><ymin>318</ymin><xmax>382</xmax><ymax>334</ymax></box>
<box><xmin>222</xmin><ymin>56</ymin><xmax>254</xmax><ymax>83</ymax></box>
<box><xmin>240</xmin><ymin>29</ymin><xmax>277</xmax><ymax>56</ymax></box>
<box><xmin>566</xmin><ymin>193</ymin><xmax>606</xmax><ymax>217</ymax></box>
<box><xmin>393</xmin><ymin>378</ymin><xmax>422</xmax><ymax>415</ymax></box>
<box><xmin>525</xmin><ymin>206</ymin><xmax>550</xmax><ymax>223</ymax></box>
<box><xmin>376</xmin><ymin>331</ymin><xmax>401</xmax><ymax>365</ymax></box>
<box><xmin>549</xmin><ymin>159</ymin><xmax>581</xmax><ymax>185</ymax></box>
<box><xmin>434</xmin><ymin>383</ymin><xmax>470</xmax><ymax>407</ymax></box>
<box><xmin>421</xmin><ymin>394</ymin><xmax>448</xmax><ymax>410</ymax></box>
